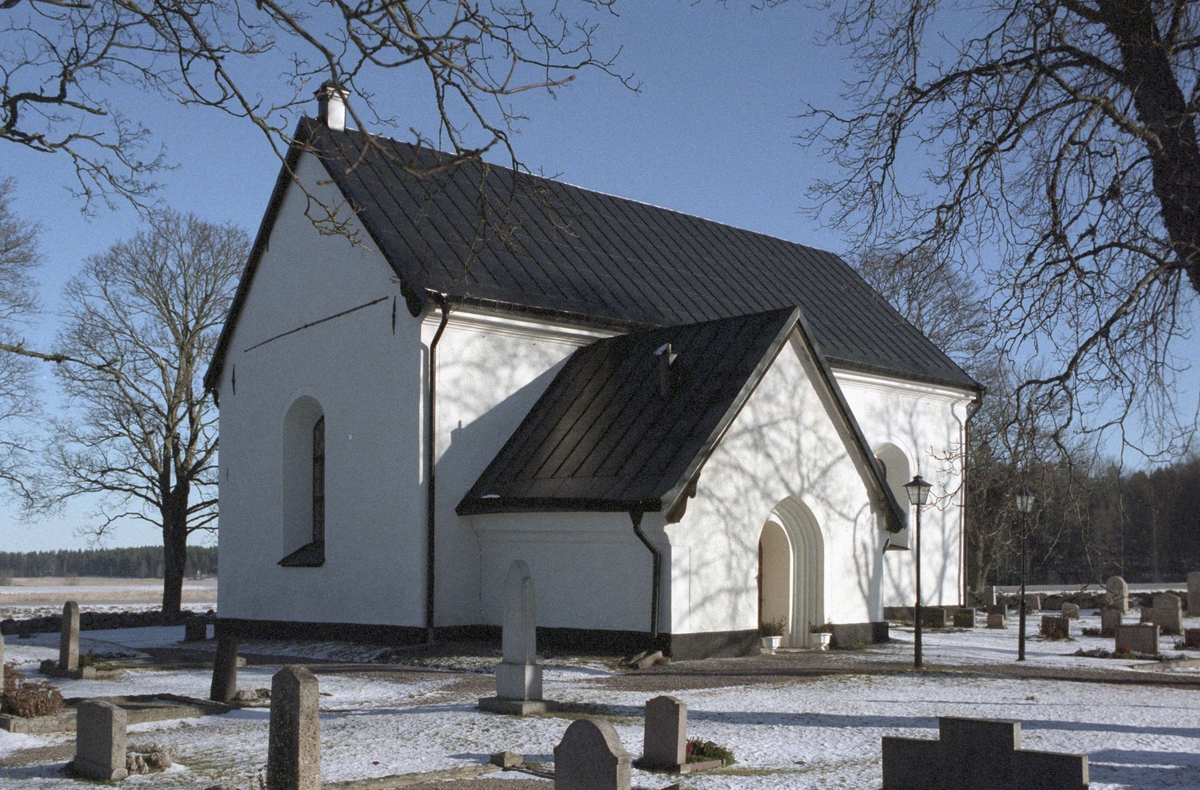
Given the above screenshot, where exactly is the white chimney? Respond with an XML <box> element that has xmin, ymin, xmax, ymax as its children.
<box><xmin>315</xmin><ymin>80</ymin><xmax>349</xmax><ymax>131</ymax></box>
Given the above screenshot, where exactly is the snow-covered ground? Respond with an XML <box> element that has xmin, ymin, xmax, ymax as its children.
<box><xmin>2</xmin><ymin>610</ymin><xmax>1199</xmax><ymax>789</ymax></box>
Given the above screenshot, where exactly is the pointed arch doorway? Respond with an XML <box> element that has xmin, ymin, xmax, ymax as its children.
<box><xmin>757</xmin><ymin>497</ymin><xmax>824</xmax><ymax>648</ymax></box>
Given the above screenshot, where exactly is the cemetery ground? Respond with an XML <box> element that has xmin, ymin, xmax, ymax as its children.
<box><xmin>2</xmin><ymin>609</ymin><xmax>1200</xmax><ymax>788</ymax></box>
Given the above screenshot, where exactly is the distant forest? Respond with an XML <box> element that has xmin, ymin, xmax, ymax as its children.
<box><xmin>0</xmin><ymin>545</ymin><xmax>217</xmax><ymax>579</ymax></box>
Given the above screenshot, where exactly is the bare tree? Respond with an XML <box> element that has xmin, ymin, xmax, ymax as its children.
<box><xmin>801</xmin><ymin>0</ymin><xmax>1200</xmax><ymax>461</ymax></box>
<box><xmin>35</xmin><ymin>210</ymin><xmax>246</xmax><ymax>615</ymax></box>
<box><xmin>1</xmin><ymin>0</ymin><xmax>631</xmax><ymax>211</ymax></box>
<box><xmin>0</xmin><ymin>177</ymin><xmax>40</xmax><ymax>492</ymax></box>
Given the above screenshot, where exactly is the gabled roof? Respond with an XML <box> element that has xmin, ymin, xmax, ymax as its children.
<box><xmin>457</xmin><ymin>307</ymin><xmax>907</xmax><ymax>533</ymax></box>
<box><xmin>204</xmin><ymin>119</ymin><xmax>979</xmax><ymax>393</ymax></box>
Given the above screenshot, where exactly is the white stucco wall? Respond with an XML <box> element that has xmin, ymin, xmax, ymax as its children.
<box><xmin>837</xmin><ymin>370</ymin><xmax>975</xmax><ymax>610</ymax></box>
<box><xmin>216</xmin><ymin>152</ymin><xmax>427</xmax><ymax>627</ymax></box>
<box><xmin>664</xmin><ymin>332</ymin><xmax>975</xmax><ymax>645</ymax></box>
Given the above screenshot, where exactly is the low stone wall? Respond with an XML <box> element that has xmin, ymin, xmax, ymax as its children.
<box><xmin>0</xmin><ymin>610</ymin><xmax>215</xmax><ymax>637</ymax></box>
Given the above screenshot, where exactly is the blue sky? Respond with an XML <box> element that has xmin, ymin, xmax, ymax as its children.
<box><xmin>1</xmin><ymin>2</ymin><xmax>1195</xmax><ymax>551</ymax></box>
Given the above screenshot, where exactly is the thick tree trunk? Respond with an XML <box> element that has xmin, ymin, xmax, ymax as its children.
<box><xmin>1100</xmin><ymin>0</ymin><xmax>1200</xmax><ymax>294</ymax></box>
<box><xmin>160</xmin><ymin>484</ymin><xmax>191</xmax><ymax>619</ymax></box>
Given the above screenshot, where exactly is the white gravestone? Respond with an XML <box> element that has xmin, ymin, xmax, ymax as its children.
<box><xmin>1106</xmin><ymin>576</ymin><xmax>1129</xmax><ymax>613</ymax></box>
<box><xmin>478</xmin><ymin>560</ymin><xmax>548</xmax><ymax>715</ymax></box>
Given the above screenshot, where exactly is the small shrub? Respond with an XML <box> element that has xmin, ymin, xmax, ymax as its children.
<box><xmin>686</xmin><ymin>737</ymin><xmax>735</xmax><ymax>765</ymax></box>
<box><xmin>3</xmin><ymin>677</ymin><xmax>65</xmax><ymax>717</ymax></box>
<box><xmin>1081</xmin><ymin>627</ymin><xmax>1102</xmax><ymax>637</ymax></box>
<box><xmin>759</xmin><ymin>618</ymin><xmax>786</xmax><ymax>638</ymax></box>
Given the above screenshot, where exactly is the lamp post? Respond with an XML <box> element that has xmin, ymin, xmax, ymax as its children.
<box><xmin>905</xmin><ymin>473</ymin><xmax>933</xmax><ymax>669</ymax></box>
<box><xmin>1015</xmin><ymin>488</ymin><xmax>1035</xmax><ymax>661</ymax></box>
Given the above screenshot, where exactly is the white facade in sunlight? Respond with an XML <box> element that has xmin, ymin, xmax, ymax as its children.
<box><xmin>212</xmin><ymin>147</ymin><xmax>977</xmax><ymax>659</ymax></box>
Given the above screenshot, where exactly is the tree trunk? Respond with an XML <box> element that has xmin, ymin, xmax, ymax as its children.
<box><xmin>160</xmin><ymin>484</ymin><xmax>191</xmax><ymax>619</ymax></box>
<box><xmin>1100</xmin><ymin>0</ymin><xmax>1200</xmax><ymax>294</ymax></box>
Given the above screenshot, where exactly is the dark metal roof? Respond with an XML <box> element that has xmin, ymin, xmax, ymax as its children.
<box><xmin>205</xmin><ymin>118</ymin><xmax>977</xmax><ymax>393</ymax></box>
<box><xmin>458</xmin><ymin>308</ymin><xmax>799</xmax><ymax>516</ymax></box>
<box><xmin>456</xmin><ymin>307</ymin><xmax>907</xmax><ymax>533</ymax></box>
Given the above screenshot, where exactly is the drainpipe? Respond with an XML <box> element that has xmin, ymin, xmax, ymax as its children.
<box><xmin>630</xmin><ymin>510</ymin><xmax>661</xmax><ymax>641</ymax></box>
<box><xmin>962</xmin><ymin>393</ymin><xmax>984</xmax><ymax>607</ymax></box>
<box><xmin>426</xmin><ymin>294</ymin><xmax>451</xmax><ymax>641</ymax></box>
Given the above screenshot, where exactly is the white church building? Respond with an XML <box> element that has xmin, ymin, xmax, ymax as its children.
<box><xmin>205</xmin><ymin>90</ymin><xmax>981</xmax><ymax>659</ymax></box>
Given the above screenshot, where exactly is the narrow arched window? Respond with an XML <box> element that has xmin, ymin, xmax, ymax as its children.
<box><xmin>280</xmin><ymin>397</ymin><xmax>326</xmax><ymax>567</ymax></box>
<box><xmin>312</xmin><ymin>415</ymin><xmax>325</xmax><ymax>545</ymax></box>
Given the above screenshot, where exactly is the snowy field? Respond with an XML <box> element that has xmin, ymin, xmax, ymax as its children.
<box><xmin>0</xmin><ymin>578</ymin><xmax>216</xmax><ymax>618</ymax></box>
<box><xmin>2</xmin><ymin>609</ymin><xmax>1199</xmax><ymax>789</ymax></box>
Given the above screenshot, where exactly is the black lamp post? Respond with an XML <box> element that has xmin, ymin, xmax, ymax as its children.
<box><xmin>905</xmin><ymin>473</ymin><xmax>933</xmax><ymax>669</ymax></box>
<box><xmin>1015</xmin><ymin>488</ymin><xmax>1035</xmax><ymax>661</ymax></box>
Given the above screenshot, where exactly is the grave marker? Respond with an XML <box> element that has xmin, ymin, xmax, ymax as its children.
<box><xmin>1040</xmin><ymin>615</ymin><xmax>1070</xmax><ymax>639</ymax></box>
<box><xmin>640</xmin><ymin>696</ymin><xmax>687</xmax><ymax>772</ymax></box>
<box><xmin>1100</xmin><ymin>608</ymin><xmax>1121</xmax><ymax>637</ymax></box>
<box><xmin>0</xmin><ymin>634</ymin><xmax>4</xmax><ymax>691</ymax></box>
<box><xmin>74</xmin><ymin>700</ymin><xmax>128</xmax><ymax>781</ymax></box>
<box><xmin>267</xmin><ymin>666</ymin><xmax>320</xmax><ymax>790</ymax></box>
<box><xmin>554</xmin><ymin>718</ymin><xmax>631</xmax><ymax>790</ymax></box>
<box><xmin>986</xmin><ymin>613</ymin><xmax>1006</xmax><ymax>629</ymax></box>
<box><xmin>1105</xmin><ymin>576</ymin><xmax>1128</xmax><ymax>612</ymax></box>
<box><xmin>479</xmin><ymin>560</ymin><xmax>547</xmax><ymax>715</ymax></box>
<box><xmin>953</xmin><ymin>608</ymin><xmax>976</xmax><ymax>628</ymax></box>
<box><xmin>1115</xmin><ymin>624</ymin><xmax>1159</xmax><ymax>655</ymax></box>
<box><xmin>1060</xmin><ymin>603</ymin><xmax>1080</xmax><ymax>619</ymax></box>
<box><xmin>881</xmin><ymin>715</ymin><xmax>1088</xmax><ymax>790</ymax></box>
<box><xmin>210</xmin><ymin>635</ymin><xmax>239</xmax><ymax>702</ymax></box>
<box><xmin>1189</xmin><ymin>572</ymin><xmax>1200</xmax><ymax>615</ymax></box>
<box><xmin>1024</xmin><ymin>594</ymin><xmax>1042</xmax><ymax>612</ymax></box>
<box><xmin>1153</xmin><ymin>593</ymin><xmax>1183</xmax><ymax>635</ymax></box>
<box><xmin>1184</xmin><ymin>628</ymin><xmax>1200</xmax><ymax>649</ymax></box>
<box><xmin>59</xmin><ymin>601</ymin><xmax>79</xmax><ymax>671</ymax></box>
<box><xmin>921</xmin><ymin>607</ymin><xmax>948</xmax><ymax>628</ymax></box>
<box><xmin>184</xmin><ymin>619</ymin><xmax>208</xmax><ymax>642</ymax></box>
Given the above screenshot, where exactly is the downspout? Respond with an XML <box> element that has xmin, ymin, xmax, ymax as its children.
<box><xmin>962</xmin><ymin>393</ymin><xmax>984</xmax><ymax>606</ymax></box>
<box><xmin>426</xmin><ymin>294</ymin><xmax>451</xmax><ymax>641</ymax></box>
<box><xmin>630</xmin><ymin>510</ymin><xmax>661</xmax><ymax>641</ymax></box>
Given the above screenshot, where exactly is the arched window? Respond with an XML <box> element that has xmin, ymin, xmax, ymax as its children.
<box><xmin>280</xmin><ymin>397</ymin><xmax>326</xmax><ymax>567</ymax></box>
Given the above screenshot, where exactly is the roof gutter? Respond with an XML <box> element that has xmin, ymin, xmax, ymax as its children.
<box><xmin>426</xmin><ymin>293</ymin><xmax>451</xmax><ymax>640</ymax></box>
<box><xmin>630</xmin><ymin>510</ymin><xmax>661</xmax><ymax>640</ymax></box>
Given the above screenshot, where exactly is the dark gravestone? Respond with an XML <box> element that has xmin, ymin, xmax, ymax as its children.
<box><xmin>1100</xmin><ymin>607</ymin><xmax>1121</xmax><ymax>637</ymax></box>
<box><xmin>881</xmin><ymin>716</ymin><xmax>1087</xmax><ymax>790</ymax></box>
<box><xmin>210</xmin><ymin>636</ymin><xmax>239</xmax><ymax>702</ymax></box>
<box><xmin>59</xmin><ymin>601</ymin><xmax>80</xmax><ymax>671</ymax></box>
<box><xmin>74</xmin><ymin>700</ymin><xmax>129</xmax><ymax>780</ymax></box>
<box><xmin>921</xmin><ymin>608</ymin><xmax>948</xmax><ymax>628</ymax></box>
<box><xmin>554</xmin><ymin>718</ymin><xmax>632</xmax><ymax>790</ymax></box>
<box><xmin>184</xmin><ymin>619</ymin><xmax>208</xmax><ymax>642</ymax></box>
<box><xmin>1040</xmin><ymin>616</ymin><xmax>1070</xmax><ymax>639</ymax></box>
<box><xmin>830</xmin><ymin>622</ymin><xmax>874</xmax><ymax>648</ymax></box>
<box><xmin>1115</xmin><ymin>624</ymin><xmax>1159</xmax><ymax>655</ymax></box>
<box><xmin>267</xmin><ymin>666</ymin><xmax>320</xmax><ymax>790</ymax></box>
<box><xmin>954</xmin><ymin>608</ymin><xmax>977</xmax><ymax>628</ymax></box>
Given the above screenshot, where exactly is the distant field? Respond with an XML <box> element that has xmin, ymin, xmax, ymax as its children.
<box><xmin>0</xmin><ymin>576</ymin><xmax>216</xmax><ymax>616</ymax></box>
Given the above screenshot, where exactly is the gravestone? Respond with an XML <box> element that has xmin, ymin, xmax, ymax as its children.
<box><xmin>1139</xmin><ymin>608</ymin><xmax>1156</xmax><ymax>625</ymax></box>
<box><xmin>1189</xmin><ymin>572</ymin><xmax>1200</xmax><ymax>615</ymax></box>
<box><xmin>184</xmin><ymin>619</ymin><xmax>208</xmax><ymax>642</ymax></box>
<box><xmin>987</xmin><ymin>613</ymin><xmax>1006</xmax><ymax>629</ymax></box>
<box><xmin>882</xmin><ymin>715</ymin><xmax>1088</xmax><ymax>790</ymax></box>
<box><xmin>1185</xmin><ymin>629</ymin><xmax>1200</xmax><ymax>649</ymax></box>
<box><xmin>1115</xmin><ymin>624</ymin><xmax>1159</xmax><ymax>655</ymax></box>
<box><xmin>921</xmin><ymin>607</ymin><xmax>948</xmax><ymax>628</ymax></box>
<box><xmin>1024</xmin><ymin>594</ymin><xmax>1042</xmax><ymax>612</ymax></box>
<box><xmin>210</xmin><ymin>636</ymin><xmax>239</xmax><ymax>702</ymax></box>
<box><xmin>1060</xmin><ymin>603</ymin><xmax>1080</xmax><ymax>619</ymax></box>
<box><xmin>983</xmin><ymin>586</ymin><xmax>998</xmax><ymax>607</ymax></box>
<box><xmin>1100</xmin><ymin>607</ymin><xmax>1121</xmax><ymax>637</ymax></box>
<box><xmin>1153</xmin><ymin>593</ymin><xmax>1183</xmax><ymax>635</ymax></box>
<box><xmin>554</xmin><ymin>718</ymin><xmax>632</xmax><ymax>790</ymax></box>
<box><xmin>1106</xmin><ymin>576</ymin><xmax>1129</xmax><ymax>613</ymax></box>
<box><xmin>74</xmin><ymin>700</ymin><xmax>129</xmax><ymax>780</ymax></box>
<box><xmin>479</xmin><ymin>560</ymin><xmax>547</xmax><ymax>715</ymax></box>
<box><xmin>639</xmin><ymin>696</ymin><xmax>686</xmax><ymax>772</ymax></box>
<box><xmin>0</xmin><ymin>633</ymin><xmax>4</xmax><ymax>691</ymax></box>
<box><xmin>59</xmin><ymin>600</ymin><xmax>80</xmax><ymax>671</ymax></box>
<box><xmin>953</xmin><ymin>608</ymin><xmax>976</xmax><ymax>628</ymax></box>
<box><xmin>267</xmin><ymin>665</ymin><xmax>320</xmax><ymax>790</ymax></box>
<box><xmin>1040</xmin><ymin>615</ymin><xmax>1070</xmax><ymax>639</ymax></box>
